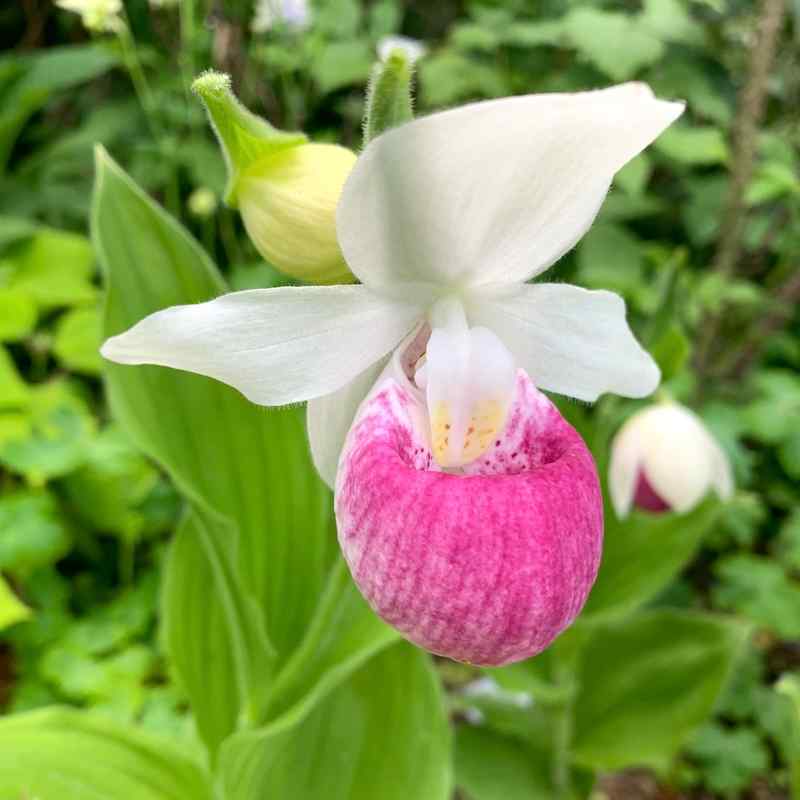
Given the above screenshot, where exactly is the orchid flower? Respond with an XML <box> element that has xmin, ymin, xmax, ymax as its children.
<box><xmin>102</xmin><ymin>82</ymin><xmax>683</xmax><ymax>665</ymax></box>
<box><xmin>609</xmin><ymin>401</ymin><xmax>733</xmax><ymax>517</ymax></box>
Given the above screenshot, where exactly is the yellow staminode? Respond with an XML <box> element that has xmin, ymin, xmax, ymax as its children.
<box><xmin>431</xmin><ymin>398</ymin><xmax>506</xmax><ymax>468</ymax></box>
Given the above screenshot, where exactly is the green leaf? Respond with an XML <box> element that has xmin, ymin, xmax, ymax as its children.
<box><xmin>0</xmin><ymin>287</ymin><xmax>36</xmax><ymax>341</ymax></box>
<box><xmin>218</xmin><ymin>644</ymin><xmax>452</xmax><ymax>800</ymax></box>
<box><xmin>163</xmin><ymin>506</ymin><xmax>274</xmax><ymax>758</ymax></box>
<box><xmin>685</xmin><ymin>723</ymin><xmax>769</xmax><ymax>793</ymax></box>
<box><xmin>0</xmin><ymin>381</ymin><xmax>96</xmax><ymax>484</ymax></box>
<box><xmin>0</xmin><ymin>345</ymin><xmax>29</xmax><ymax>409</ymax></box>
<box><xmin>7</xmin><ymin>228</ymin><xmax>97</xmax><ymax>309</ymax></box>
<box><xmin>454</xmin><ymin>725</ymin><xmax>551</xmax><ymax>800</ymax></box>
<box><xmin>92</xmin><ymin>147</ymin><xmax>333</xmax><ymax>658</ymax></box>
<box><xmin>571</xmin><ymin>610</ymin><xmax>749</xmax><ymax>771</ymax></box>
<box><xmin>655</xmin><ymin>124</ymin><xmax>729</xmax><ymax>166</ymax></box>
<box><xmin>53</xmin><ymin>306</ymin><xmax>103</xmax><ymax>374</ymax></box>
<box><xmin>614</xmin><ymin>154</ymin><xmax>652</xmax><ymax>197</ymax></box>
<box><xmin>60</xmin><ymin>425</ymin><xmax>162</xmax><ymax>541</ymax></box>
<box><xmin>0</xmin><ymin>490</ymin><xmax>71</xmax><ymax>575</ymax></box>
<box><xmin>192</xmin><ymin>71</ymin><xmax>306</xmax><ymax>206</ymax></box>
<box><xmin>0</xmin><ymin>707</ymin><xmax>212</xmax><ymax>800</ymax></box>
<box><xmin>743</xmin><ymin>370</ymin><xmax>800</xmax><ymax>444</ymax></box>
<box><xmin>0</xmin><ymin>574</ymin><xmax>30</xmax><ymax>631</ymax></box>
<box><xmin>649</xmin><ymin>323</ymin><xmax>690</xmax><ymax>382</ymax></box>
<box><xmin>780</xmin><ymin>431</ymin><xmax>800</xmax><ymax>479</ymax></box>
<box><xmin>0</xmin><ymin>44</ymin><xmax>118</xmax><ymax>173</ymax></box>
<box><xmin>311</xmin><ymin>40</ymin><xmax>374</xmax><ymax>94</ymax></box>
<box><xmin>576</xmin><ymin>223</ymin><xmax>645</xmax><ymax>296</ymax></box>
<box><xmin>363</xmin><ymin>50</ymin><xmax>414</xmax><ymax>144</ymax></box>
<box><xmin>264</xmin><ymin>559</ymin><xmax>399</xmax><ymax>726</ymax></box>
<box><xmin>563</xmin><ymin>8</ymin><xmax>664</xmax><ymax>80</ymax></box>
<box><xmin>582</xmin><ymin>497</ymin><xmax>720</xmax><ymax>621</ymax></box>
<box><xmin>712</xmin><ymin>555</ymin><xmax>800</xmax><ymax>638</ymax></box>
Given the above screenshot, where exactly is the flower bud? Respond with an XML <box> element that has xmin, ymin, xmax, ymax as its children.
<box><xmin>609</xmin><ymin>401</ymin><xmax>733</xmax><ymax>518</ymax></box>
<box><xmin>237</xmin><ymin>144</ymin><xmax>357</xmax><ymax>284</ymax></box>
<box><xmin>192</xmin><ymin>71</ymin><xmax>355</xmax><ymax>284</ymax></box>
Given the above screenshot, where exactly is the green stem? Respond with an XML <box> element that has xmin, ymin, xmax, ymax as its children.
<box><xmin>551</xmin><ymin>667</ymin><xmax>573</xmax><ymax>799</ymax></box>
<box><xmin>180</xmin><ymin>0</ymin><xmax>195</xmax><ymax>93</ymax></box>
<box><xmin>115</xmin><ymin>21</ymin><xmax>161</xmax><ymax>141</ymax></box>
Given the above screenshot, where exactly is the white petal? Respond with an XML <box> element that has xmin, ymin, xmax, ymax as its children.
<box><xmin>468</xmin><ymin>283</ymin><xmax>659</xmax><ymax>402</ymax></box>
<box><xmin>709</xmin><ymin>437</ymin><xmax>734</xmax><ymax>501</ymax></box>
<box><xmin>425</xmin><ymin>297</ymin><xmax>516</xmax><ymax>467</ymax></box>
<box><xmin>306</xmin><ymin>356</ymin><xmax>388</xmax><ymax>488</ymax></box>
<box><xmin>636</xmin><ymin>405</ymin><xmax>717</xmax><ymax>513</ymax></box>
<box><xmin>337</xmin><ymin>83</ymin><xmax>684</xmax><ymax>290</ymax></box>
<box><xmin>101</xmin><ymin>286</ymin><xmax>421</xmax><ymax>406</ymax></box>
<box><xmin>608</xmin><ymin>423</ymin><xmax>643</xmax><ymax>518</ymax></box>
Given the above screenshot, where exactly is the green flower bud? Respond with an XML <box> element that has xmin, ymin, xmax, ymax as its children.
<box><xmin>192</xmin><ymin>71</ymin><xmax>355</xmax><ymax>284</ymax></box>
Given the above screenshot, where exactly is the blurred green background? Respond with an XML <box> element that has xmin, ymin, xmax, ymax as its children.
<box><xmin>0</xmin><ymin>0</ymin><xmax>799</xmax><ymax>798</ymax></box>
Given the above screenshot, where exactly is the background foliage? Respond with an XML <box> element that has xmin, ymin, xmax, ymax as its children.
<box><xmin>0</xmin><ymin>0</ymin><xmax>799</xmax><ymax>798</ymax></box>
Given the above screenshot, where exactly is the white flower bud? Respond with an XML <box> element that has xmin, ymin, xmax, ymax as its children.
<box><xmin>377</xmin><ymin>35</ymin><xmax>428</xmax><ymax>64</ymax></box>
<box><xmin>609</xmin><ymin>401</ymin><xmax>733</xmax><ymax>518</ymax></box>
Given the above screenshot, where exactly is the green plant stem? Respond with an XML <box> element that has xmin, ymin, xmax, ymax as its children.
<box><xmin>115</xmin><ymin>22</ymin><xmax>161</xmax><ymax>141</ymax></box>
<box><xmin>180</xmin><ymin>0</ymin><xmax>195</xmax><ymax>93</ymax></box>
<box><xmin>551</xmin><ymin>665</ymin><xmax>574</xmax><ymax>799</ymax></box>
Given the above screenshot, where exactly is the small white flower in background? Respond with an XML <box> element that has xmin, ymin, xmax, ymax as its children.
<box><xmin>609</xmin><ymin>401</ymin><xmax>734</xmax><ymax>518</ymax></box>
<box><xmin>187</xmin><ymin>187</ymin><xmax>218</xmax><ymax>219</ymax></box>
<box><xmin>56</xmin><ymin>0</ymin><xmax>122</xmax><ymax>32</ymax></box>
<box><xmin>377</xmin><ymin>35</ymin><xmax>427</xmax><ymax>64</ymax></box>
<box><xmin>149</xmin><ymin>0</ymin><xmax>180</xmax><ymax>8</ymax></box>
<box><xmin>102</xmin><ymin>83</ymin><xmax>682</xmax><ymax>486</ymax></box>
<box><xmin>251</xmin><ymin>0</ymin><xmax>311</xmax><ymax>33</ymax></box>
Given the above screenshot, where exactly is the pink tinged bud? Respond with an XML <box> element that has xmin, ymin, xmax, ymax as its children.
<box><xmin>334</xmin><ymin>369</ymin><xmax>603</xmax><ymax>667</ymax></box>
<box><xmin>633</xmin><ymin>468</ymin><xmax>671</xmax><ymax>513</ymax></box>
<box><xmin>609</xmin><ymin>401</ymin><xmax>734</xmax><ymax>519</ymax></box>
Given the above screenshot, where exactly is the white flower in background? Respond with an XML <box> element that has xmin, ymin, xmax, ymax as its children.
<box><xmin>149</xmin><ymin>0</ymin><xmax>180</xmax><ymax>8</ymax></box>
<box><xmin>251</xmin><ymin>0</ymin><xmax>311</xmax><ymax>33</ymax></box>
<box><xmin>377</xmin><ymin>35</ymin><xmax>427</xmax><ymax>64</ymax></box>
<box><xmin>609</xmin><ymin>401</ymin><xmax>734</xmax><ymax>517</ymax></box>
<box><xmin>56</xmin><ymin>0</ymin><xmax>122</xmax><ymax>32</ymax></box>
<box><xmin>187</xmin><ymin>187</ymin><xmax>218</xmax><ymax>219</ymax></box>
<box><xmin>102</xmin><ymin>83</ymin><xmax>682</xmax><ymax>486</ymax></box>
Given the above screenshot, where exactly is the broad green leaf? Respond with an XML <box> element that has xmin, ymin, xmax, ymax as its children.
<box><xmin>577</xmin><ymin>223</ymin><xmax>645</xmax><ymax>296</ymax></box>
<box><xmin>655</xmin><ymin>124</ymin><xmax>729</xmax><ymax>165</ymax></box>
<box><xmin>264</xmin><ymin>559</ymin><xmax>399</xmax><ymax>726</ymax></box>
<box><xmin>571</xmin><ymin>610</ymin><xmax>749</xmax><ymax>771</ymax></box>
<box><xmin>0</xmin><ymin>574</ymin><xmax>30</xmax><ymax>630</ymax></box>
<box><xmin>0</xmin><ymin>490</ymin><xmax>71</xmax><ymax>575</ymax></box>
<box><xmin>639</xmin><ymin>0</ymin><xmax>705</xmax><ymax>45</ymax></box>
<box><xmin>614</xmin><ymin>154</ymin><xmax>651</xmax><ymax>197</ymax></box>
<box><xmin>582</xmin><ymin>497</ymin><xmax>720</xmax><ymax>620</ymax></box>
<box><xmin>0</xmin><ymin>345</ymin><xmax>29</xmax><ymax>408</ymax></box>
<box><xmin>53</xmin><ymin>305</ymin><xmax>103</xmax><ymax>374</ymax></box>
<box><xmin>163</xmin><ymin>506</ymin><xmax>274</xmax><ymax>758</ymax></box>
<box><xmin>219</xmin><ymin>643</ymin><xmax>452</xmax><ymax>800</ymax></box>
<box><xmin>563</xmin><ymin>8</ymin><xmax>664</xmax><ymax>80</ymax></box>
<box><xmin>0</xmin><ymin>287</ymin><xmax>36</xmax><ymax>341</ymax></box>
<box><xmin>0</xmin><ymin>44</ymin><xmax>117</xmax><ymax>173</ymax></box>
<box><xmin>92</xmin><ymin>147</ymin><xmax>334</xmax><ymax>656</ymax></box>
<box><xmin>8</xmin><ymin>228</ymin><xmax>97</xmax><ymax>309</ymax></box>
<box><xmin>0</xmin><ymin>707</ymin><xmax>212</xmax><ymax>800</ymax></box>
<box><xmin>455</xmin><ymin>725</ymin><xmax>551</xmax><ymax>800</ymax></box>
<box><xmin>311</xmin><ymin>41</ymin><xmax>374</xmax><ymax>94</ymax></box>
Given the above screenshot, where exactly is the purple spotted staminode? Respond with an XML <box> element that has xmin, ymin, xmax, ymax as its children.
<box><xmin>102</xmin><ymin>83</ymin><xmax>683</xmax><ymax>665</ymax></box>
